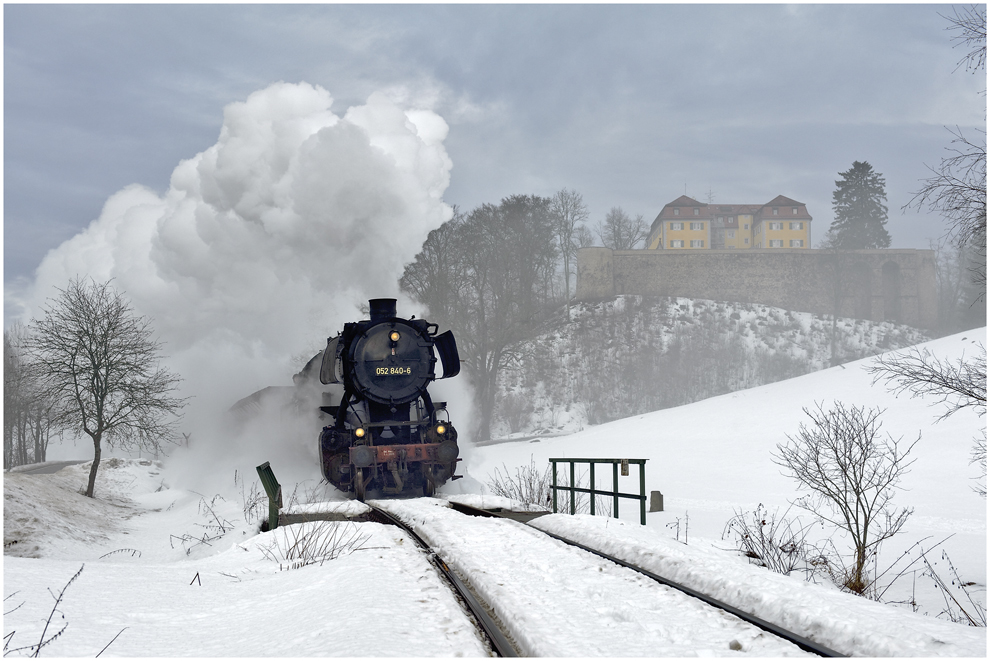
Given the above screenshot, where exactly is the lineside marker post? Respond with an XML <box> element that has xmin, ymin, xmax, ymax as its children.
<box><xmin>256</xmin><ymin>461</ymin><xmax>282</xmax><ymax>530</ymax></box>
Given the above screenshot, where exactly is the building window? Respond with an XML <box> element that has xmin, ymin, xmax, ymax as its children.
<box><xmin>670</xmin><ymin>240</ymin><xmax>684</xmax><ymax>248</ymax></box>
<box><xmin>744</xmin><ymin>223</ymin><xmax>749</xmax><ymax>230</ymax></box>
<box><xmin>690</xmin><ymin>221</ymin><xmax>704</xmax><ymax>231</ymax></box>
<box><xmin>773</xmin><ymin>208</ymin><xmax>778</xmax><ymax>215</ymax></box>
<box><xmin>727</xmin><ymin>230</ymin><xmax>736</xmax><ymax>238</ymax></box>
<box><xmin>744</xmin><ymin>238</ymin><xmax>750</xmax><ymax>244</ymax></box>
<box><xmin>769</xmin><ymin>239</ymin><xmax>784</xmax><ymax>247</ymax></box>
<box><xmin>792</xmin><ymin>207</ymin><xmax>798</xmax><ymax>215</ymax></box>
<box><xmin>690</xmin><ymin>240</ymin><xmax>705</xmax><ymax>248</ymax></box>
<box><xmin>769</xmin><ymin>222</ymin><xmax>784</xmax><ymax>230</ymax></box>
<box><xmin>693</xmin><ymin>208</ymin><xmax>700</xmax><ymax>216</ymax></box>
<box><xmin>673</xmin><ymin>208</ymin><xmax>680</xmax><ymax>216</ymax></box>
<box><xmin>790</xmin><ymin>239</ymin><xmax>804</xmax><ymax>247</ymax></box>
<box><xmin>670</xmin><ymin>222</ymin><xmax>683</xmax><ymax>230</ymax></box>
<box><xmin>789</xmin><ymin>222</ymin><xmax>804</xmax><ymax>230</ymax></box>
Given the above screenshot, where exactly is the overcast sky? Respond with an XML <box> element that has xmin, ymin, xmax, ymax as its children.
<box><xmin>4</xmin><ymin>3</ymin><xmax>986</xmax><ymax>302</ymax></box>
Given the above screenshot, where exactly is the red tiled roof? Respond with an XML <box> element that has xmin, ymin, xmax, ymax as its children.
<box><xmin>656</xmin><ymin>196</ymin><xmax>712</xmax><ymax>221</ymax></box>
<box><xmin>667</xmin><ymin>195</ymin><xmax>705</xmax><ymax>207</ymax></box>
<box><xmin>653</xmin><ymin>195</ymin><xmax>813</xmax><ymax>233</ymax></box>
<box><xmin>755</xmin><ymin>196</ymin><xmax>812</xmax><ymax>220</ymax></box>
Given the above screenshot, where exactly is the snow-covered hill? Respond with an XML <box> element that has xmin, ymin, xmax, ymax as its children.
<box><xmin>492</xmin><ymin>295</ymin><xmax>930</xmax><ymax>436</ymax></box>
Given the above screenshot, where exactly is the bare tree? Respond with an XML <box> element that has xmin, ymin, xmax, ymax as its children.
<box><xmin>929</xmin><ymin>239</ymin><xmax>983</xmax><ymax>332</ymax></box>
<box><xmin>906</xmin><ymin>5</ymin><xmax>986</xmax><ymax>299</ymax></box>
<box><xmin>574</xmin><ymin>224</ymin><xmax>597</xmax><ymax>249</ymax></box>
<box><xmin>907</xmin><ymin>126</ymin><xmax>987</xmax><ymax>295</ymax></box>
<box><xmin>815</xmin><ymin>234</ymin><xmax>846</xmax><ymax>367</ymax></box>
<box><xmin>550</xmin><ymin>189</ymin><xmax>590</xmax><ymax>305</ymax></box>
<box><xmin>399</xmin><ymin>209</ymin><xmax>465</xmax><ymax>323</ymax></box>
<box><xmin>773</xmin><ymin>402</ymin><xmax>918</xmax><ymax>594</ymax></box>
<box><xmin>868</xmin><ymin>343</ymin><xmax>986</xmax><ymax>495</ymax></box>
<box><xmin>401</xmin><ymin>195</ymin><xmax>559</xmax><ymax>441</ymax></box>
<box><xmin>596</xmin><ymin>207</ymin><xmax>647</xmax><ymax>250</ymax></box>
<box><xmin>26</xmin><ymin>278</ymin><xmax>186</xmax><ymax>497</ymax></box>
<box><xmin>4</xmin><ymin>324</ymin><xmax>60</xmax><ymax>468</ymax></box>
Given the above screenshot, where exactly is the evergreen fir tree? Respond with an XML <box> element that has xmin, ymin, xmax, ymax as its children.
<box><xmin>828</xmin><ymin>161</ymin><xmax>892</xmax><ymax>249</ymax></box>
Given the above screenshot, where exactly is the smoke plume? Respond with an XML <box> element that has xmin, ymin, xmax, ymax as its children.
<box><xmin>23</xmin><ymin>82</ymin><xmax>457</xmax><ymax>491</ymax></box>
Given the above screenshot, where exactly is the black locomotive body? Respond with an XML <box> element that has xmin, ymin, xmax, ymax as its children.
<box><xmin>317</xmin><ymin>299</ymin><xmax>461</xmax><ymax>500</ymax></box>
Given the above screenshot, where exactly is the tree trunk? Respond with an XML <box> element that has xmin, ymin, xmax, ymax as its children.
<box><xmin>477</xmin><ymin>368</ymin><xmax>496</xmax><ymax>442</ymax></box>
<box><xmin>850</xmin><ymin>545</ymin><xmax>868</xmax><ymax>594</ymax></box>
<box><xmin>830</xmin><ymin>314</ymin><xmax>838</xmax><ymax>367</ymax></box>
<box><xmin>86</xmin><ymin>435</ymin><xmax>102</xmax><ymax>498</ymax></box>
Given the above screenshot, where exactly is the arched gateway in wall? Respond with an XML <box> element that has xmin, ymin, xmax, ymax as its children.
<box><xmin>576</xmin><ymin>248</ymin><xmax>937</xmax><ymax>329</ymax></box>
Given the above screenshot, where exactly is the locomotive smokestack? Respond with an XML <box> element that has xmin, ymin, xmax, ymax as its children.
<box><xmin>369</xmin><ymin>298</ymin><xmax>397</xmax><ymax>322</ymax></box>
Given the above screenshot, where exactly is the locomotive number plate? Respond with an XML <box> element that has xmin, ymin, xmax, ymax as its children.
<box><xmin>375</xmin><ymin>366</ymin><xmax>413</xmax><ymax>376</ymax></box>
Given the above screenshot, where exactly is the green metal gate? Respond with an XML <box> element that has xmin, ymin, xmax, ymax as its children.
<box><xmin>549</xmin><ymin>458</ymin><xmax>648</xmax><ymax>525</ymax></box>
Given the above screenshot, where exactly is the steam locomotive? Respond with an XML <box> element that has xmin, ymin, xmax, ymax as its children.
<box><xmin>312</xmin><ymin>299</ymin><xmax>461</xmax><ymax>500</ymax></box>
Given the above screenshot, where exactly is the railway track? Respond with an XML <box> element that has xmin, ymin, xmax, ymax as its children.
<box><xmin>365</xmin><ymin>505</ymin><xmax>519</xmax><ymax>656</ymax></box>
<box><xmin>366</xmin><ymin>498</ymin><xmax>844</xmax><ymax>657</ymax></box>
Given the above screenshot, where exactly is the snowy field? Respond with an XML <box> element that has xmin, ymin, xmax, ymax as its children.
<box><xmin>3</xmin><ymin>330</ymin><xmax>986</xmax><ymax>656</ymax></box>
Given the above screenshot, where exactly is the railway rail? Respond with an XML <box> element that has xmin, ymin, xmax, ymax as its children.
<box><xmin>366</xmin><ymin>499</ymin><xmax>844</xmax><ymax>658</ymax></box>
<box><xmin>446</xmin><ymin>501</ymin><xmax>843</xmax><ymax>658</ymax></box>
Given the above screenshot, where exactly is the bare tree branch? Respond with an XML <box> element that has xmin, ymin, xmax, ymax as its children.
<box><xmin>942</xmin><ymin>4</ymin><xmax>987</xmax><ymax>75</ymax></box>
<box><xmin>868</xmin><ymin>343</ymin><xmax>986</xmax><ymax>495</ymax></box>
<box><xmin>867</xmin><ymin>344</ymin><xmax>986</xmax><ymax>421</ymax></box>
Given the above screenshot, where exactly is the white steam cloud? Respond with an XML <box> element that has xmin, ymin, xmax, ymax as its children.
<box><xmin>22</xmin><ymin>82</ymin><xmax>459</xmax><ymax>491</ymax></box>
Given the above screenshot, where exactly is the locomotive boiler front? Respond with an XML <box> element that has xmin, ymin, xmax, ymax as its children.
<box><xmin>317</xmin><ymin>298</ymin><xmax>461</xmax><ymax>499</ymax></box>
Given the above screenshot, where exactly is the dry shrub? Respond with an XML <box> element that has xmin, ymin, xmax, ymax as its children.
<box><xmin>260</xmin><ymin>520</ymin><xmax>370</xmax><ymax>571</ymax></box>
<box><xmin>723</xmin><ymin>504</ymin><xmax>814</xmax><ymax>576</ymax></box>
<box><xmin>486</xmin><ymin>457</ymin><xmax>551</xmax><ymax>509</ymax></box>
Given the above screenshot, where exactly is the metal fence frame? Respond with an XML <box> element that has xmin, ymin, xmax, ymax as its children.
<box><xmin>549</xmin><ymin>458</ymin><xmax>648</xmax><ymax>525</ymax></box>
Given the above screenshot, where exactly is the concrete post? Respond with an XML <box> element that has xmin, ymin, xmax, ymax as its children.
<box><xmin>649</xmin><ymin>491</ymin><xmax>663</xmax><ymax>512</ymax></box>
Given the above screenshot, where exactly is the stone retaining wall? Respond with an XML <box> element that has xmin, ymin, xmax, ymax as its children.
<box><xmin>576</xmin><ymin>247</ymin><xmax>937</xmax><ymax>328</ymax></box>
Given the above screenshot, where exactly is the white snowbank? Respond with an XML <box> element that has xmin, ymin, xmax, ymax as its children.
<box><xmin>532</xmin><ymin>513</ymin><xmax>986</xmax><ymax>657</ymax></box>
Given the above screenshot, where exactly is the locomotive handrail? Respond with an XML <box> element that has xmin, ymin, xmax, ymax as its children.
<box><xmin>549</xmin><ymin>458</ymin><xmax>648</xmax><ymax>525</ymax></box>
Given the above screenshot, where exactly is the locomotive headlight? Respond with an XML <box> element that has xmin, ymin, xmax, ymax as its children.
<box><xmin>354</xmin><ymin>427</ymin><xmax>366</xmax><ymax>439</ymax></box>
<box><xmin>389</xmin><ymin>331</ymin><xmax>401</xmax><ymax>342</ymax></box>
<box><xmin>436</xmin><ymin>424</ymin><xmax>446</xmax><ymax>435</ymax></box>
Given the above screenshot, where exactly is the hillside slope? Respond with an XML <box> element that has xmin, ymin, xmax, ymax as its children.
<box><xmin>492</xmin><ymin>295</ymin><xmax>930</xmax><ymax>436</ymax></box>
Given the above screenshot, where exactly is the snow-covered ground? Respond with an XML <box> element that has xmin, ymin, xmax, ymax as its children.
<box><xmin>3</xmin><ymin>330</ymin><xmax>985</xmax><ymax>656</ymax></box>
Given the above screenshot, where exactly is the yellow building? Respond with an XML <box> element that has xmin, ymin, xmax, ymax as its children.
<box><xmin>751</xmin><ymin>195</ymin><xmax>812</xmax><ymax>249</ymax></box>
<box><xmin>648</xmin><ymin>195</ymin><xmax>812</xmax><ymax>250</ymax></box>
<box><xmin>646</xmin><ymin>195</ymin><xmax>711</xmax><ymax>250</ymax></box>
